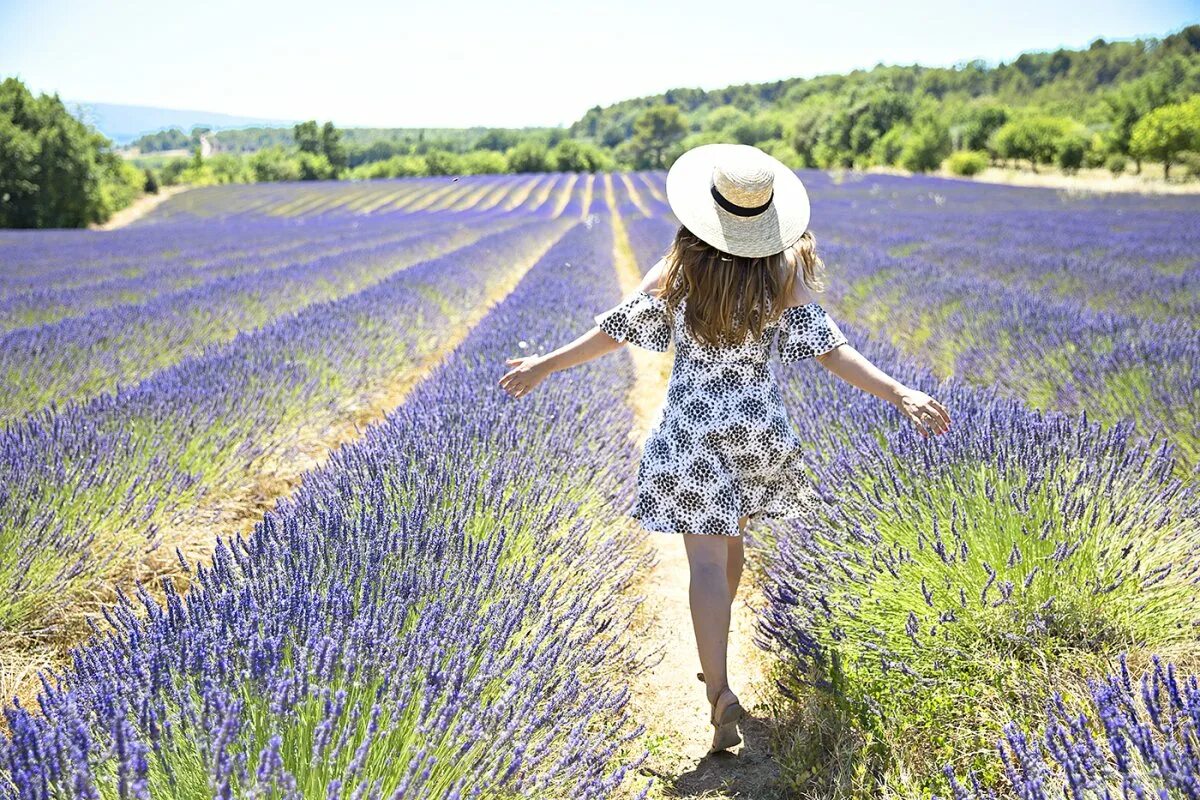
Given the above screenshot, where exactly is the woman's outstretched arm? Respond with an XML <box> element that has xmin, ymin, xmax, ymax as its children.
<box><xmin>498</xmin><ymin>327</ymin><xmax>622</xmax><ymax>399</ymax></box>
<box><xmin>783</xmin><ymin>276</ymin><xmax>951</xmax><ymax>437</ymax></box>
<box><xmin>816</xmin><ymin>344</ymin><xmax>952</xmax><ymax>437</ymax></box>
<box><xmin>499</xmin><ymin>258</ymin><xmax>668</xmax><ymax>399</ymax></box>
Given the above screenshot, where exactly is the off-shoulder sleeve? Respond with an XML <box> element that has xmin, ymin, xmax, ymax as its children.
<box><xmin>594</xmin><ymin>289</ymin><xmax>672</xmax><ymax>352</ymax></box>
<box><xmin>775</xmin><ymin>302</ymin><xmax>848</xmax><ymax>363</ymax></box>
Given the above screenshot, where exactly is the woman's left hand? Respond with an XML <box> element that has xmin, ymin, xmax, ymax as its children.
<box><xmin>896</xmin><ymin>387</ymin><xmax>952</xmax><ymax>437</ymax></box>
<box><xmin>499</xmin><ymin>355</ymin><xmax>549</xmax><ymax>398</ymax></box>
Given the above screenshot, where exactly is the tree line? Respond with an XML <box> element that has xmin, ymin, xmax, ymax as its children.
<box><xmin>570</xmin><ymin>24</ymin><xmax>1200</xmax><ymax>177</ymax></box>
<box><xmin>4</xmin><ymin>25</ymin><xmax>1200</xmax><ymax>227</ymax></box>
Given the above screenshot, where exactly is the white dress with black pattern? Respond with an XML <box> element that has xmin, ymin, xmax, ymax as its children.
<box><xmin>595</xmin><ymin>289</ymin><xmax>848</xmax><ymax>537</ymax></box>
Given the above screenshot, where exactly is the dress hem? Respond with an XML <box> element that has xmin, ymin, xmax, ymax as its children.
<box><xmin>632</xmin><ymin>507</ymin><xmax>812</xmax><ymax>537</ymax></box>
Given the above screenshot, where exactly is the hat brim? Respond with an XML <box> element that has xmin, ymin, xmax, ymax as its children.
<box><xmin>665</xmin><ymin>143</ymin><xmax>810</xmax><ymax>259</ymax></box>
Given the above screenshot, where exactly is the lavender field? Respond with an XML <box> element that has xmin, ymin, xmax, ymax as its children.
<box><xmin>0</xmin><ymin>171</ymin><xmax>1197</xmax><ymax>798</ymax></box>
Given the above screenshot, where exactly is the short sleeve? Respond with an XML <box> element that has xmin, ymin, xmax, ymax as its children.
<box><xmin>594</xmin><ymin>289</ymin><xmax>672</xmax><ymax>352</ymax></box>
<box><xmin>775</xmin><ymin>302</ymin><xmax>848</xmax><ymax>363</ymax></box>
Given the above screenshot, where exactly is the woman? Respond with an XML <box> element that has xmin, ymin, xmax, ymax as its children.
<box><xmin>499</xmin><ymin>143</ymin><xmax>951</xmax><ymax>754</ymax></box>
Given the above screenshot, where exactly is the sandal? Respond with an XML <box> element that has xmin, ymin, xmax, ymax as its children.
<box><xmin>697</xmin><ymin>671</ymin><xmax>744</xmax><ymax>753</ymax></box>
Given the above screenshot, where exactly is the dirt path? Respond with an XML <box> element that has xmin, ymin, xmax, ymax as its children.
<box><xmin>607</xmin><ymin>178</ymin><xmax>785</xmax><ymax>799</ymax></box>
<box><xmin>91</xmin><ymin>185</ymin><xmax>190</xmax><ymax>230</ymax></box>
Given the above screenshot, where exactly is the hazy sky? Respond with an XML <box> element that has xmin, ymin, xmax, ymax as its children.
<box><xmin>1</xmin><ymin>0</ymin><xmax>1196</xmax><ymax>128</ymax></box>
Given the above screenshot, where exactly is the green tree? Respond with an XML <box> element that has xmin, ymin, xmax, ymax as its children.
<box><xmin>249</xmin><ymin>145</ymin><xmax>301</xmax><ymax>181</ymax></box>
<box><xmin>1055</xmin><ymin>127</ymin><xmax>1090</xmax><ymax>172</ymax></box>
<box><xmin>628</xmin><ymin>104</ymin><xmax>687</xmax><ymax>169</ymax></box>
<box><xmin>476</xmin><ymin>129</ymin><xmax>521</xmax><ymax>152</ymax></box>
<box><xmin>548</xmin><ymin>139</ymin><xmax>613</xmax><ymax>172</ymax></box>
<box><xmin>506</xmin><ymin>140</ymin><xmax>550</xmax><ymax>173</ymax></box>
<box><xmin>321</xmin><ymin>121</ymin><xmax>348</xmax><ymax>172</ymax></box>
<box><xmin>296</xmin><ymin>151</ymin><xmax>335</xmax><ymax>180</ymax></box>
<box><xmin>897</xmin><ymin>119</ymin><xmax>952</xmax><ymax>172</ymax></box>
<box><xmin>422</xmin><ymin>149</ymin><xmax>462</xmax><ymax>176</ymax></box>
<box><xmin>0</xmin><ymin>77</ymin><xmax>128</xmax><ymax>227</ymax></box>
<box><xmin>459</xmin><ymin>149</ymin><xmax>509</xmax><ymax>174</ymax></box>
<box><xmin>1130</xmin><ymin>97</ymin><xmax>1200</xmax><ymax>178</ymax></box>
<box><xmin>989</xmin><ymin>115</ymin><xmax>1073</xmax><ymax>171</ymax></box>
<box><xmin>293</xmin><ymin>120</ymin><xmax>322</xmax><ymax>154</ymax></box>
<box><xmin>951</xmin><ymin>103</ymin><xmax>1010</xmax><ymax>151</ymax></box>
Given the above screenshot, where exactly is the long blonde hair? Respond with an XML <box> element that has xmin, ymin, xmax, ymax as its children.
<box><xmin>657</xmin><ymin>226</ymin><xmax>827</xmax><ymax>348</ymax></box>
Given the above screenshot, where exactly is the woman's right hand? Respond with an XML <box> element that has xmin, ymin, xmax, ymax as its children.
<box><xmin>498</xmin><ymin>355</ymin><xmax>549</xmax><ymax>399</ymax></box>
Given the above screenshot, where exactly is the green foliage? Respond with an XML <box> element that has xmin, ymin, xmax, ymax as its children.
<box><xmin>1130</xmin><ymin>96</ymin><xmax>1200</xmax><ymax>178</ymax></box>
<box><xmin>989</xmin><ymin>115</ymin><xmax>1075</xmax><ymax>171</ymax></box>
<box><xmin>1055</xmin><ymin>129</ymin><xmax>1089</xmax><ymax>172</ymax></box>
<box><xmin>97</xmin><ymin>159</ymin><xmax>147</xmax><ymax>216</ymax></box>
<box><xmin>547</xmin><ymin>139</ymin><xmax>612</xmax><ymax>172</ymax></box>
<box><xmin>506</xmin><ymin>140</ymin><xmax>551</xmax><ymax>173</ymax></box>
<box><xmin>293</xmin><ymin>120</ymin><xmax>322</xmax><ymax>154</ymax></box>
<box><xmin>296</xmin><ymin>151</ymin><xmax>335</xmax><ymax>181</ymax></box>
<box><xmin>950</xmin><ymin>103</ymin><xmax>1010</xmax><ymax>151</ymax></box>
<box><xmin>623</xmin><ymin>104</ymin><xmax>687</xmax><ymax>169</ymax></box>
<box><xmin>1106</xmin><ymin>153</ymin><xmax>1128</xmax><ymax>174</ymax></box>
<box><xmin>178</xmin><ymin>150</ymin><xmax>253</xmax><ymax>185</ymax></box>
<box><xmin>458</xmin><ymin>149</ymin><xmax>508</xmax><ymax>174</ymax></box>
<box><xmin>422</xmin><ymin>149</ymin><xmax>461</xmax><ymax>176</ymax></box>
<box><xmin>0</xmin><ymin>77</ymin><xmax>145</xmax><ymax>228</ymax></box>
<box><xmin>349</xmin><ymin>154</ymin><xmax>428</xmax><ymax>179</ymax></box>
<box><xmin>142</xmin><ymin>167</ymin><xmax>159</xmax><ymax>194</ymax></box>
<box><xmin>321</xmin><ymin>121</ymin><xmax>348</xmax><ymax>171</ymax></box>
<box><xmin>572</xmin><ymin>25</ymin><xmax>1200</xmax><ymax>176</ymax></box>
<box><xmin>945</xmin><ymin>150</ymin><xmax>990</xmax><ymax>176</ymax></box>
<box><xmin>248</xmin><ymin>145</ymin><xmax>302</xmax><ymax>182</ymax></box>
<box><xmin>897</xmin><ymin>119</ymin><xmax>952</xmax><ymax>172</ymax></box>
<box><xmin>130</xmin><ymin>127</ymin><xmax>201</xmax><ymax>153</ymax></box>
<box><xmin>159</xmin><ymin>156</ymin><xmax>191</xmax><ymax>185</ymax></box>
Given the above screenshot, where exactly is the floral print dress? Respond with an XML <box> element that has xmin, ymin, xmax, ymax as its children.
<box><xmin>595</xmin><ymin>288</ymin><xmax>848</xmax><ymax>537</ymax></box>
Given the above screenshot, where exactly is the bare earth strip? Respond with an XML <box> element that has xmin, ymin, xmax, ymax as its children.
<box><xmin>0</xmin><ymin>216</ymin><xmax>577</xmax><ymax>713</ymax></box>
<box><xmin>90</xmin><ymin>186</ymin><xmax>191</xmax><ymax>230</ymax></box>
<box><xmin>859</xmin><ymin>164</ymin><xmax>1200</xmax><ymax>195</ymax></box>
<box><xmin>607</xmin><ymin>175</ymin><xmax>785</xmax><ymax>799</ymax></box>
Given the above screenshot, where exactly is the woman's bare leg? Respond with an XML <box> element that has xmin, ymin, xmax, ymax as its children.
<box><xmin>727</xmin><ymin>516</ymin><xmax>747</xmax><ymax>601</ymax></box>
<box><xmin>683</xmin><ymin>532</ymin><xmax>734</xmax><ymax>706</ymax></box>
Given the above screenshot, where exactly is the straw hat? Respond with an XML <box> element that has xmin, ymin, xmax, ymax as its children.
<box><xmin>665</xmin><ymin>143</ymin><xmax>810</xmax><ymax>259</ymax></box>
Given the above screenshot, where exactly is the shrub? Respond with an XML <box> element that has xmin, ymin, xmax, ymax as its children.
<box><xmin>422</xmin><ymin>149</ymin><xmax>462</xmax><ymax>176</ymax></box>
<box><xmin>945</xmin><ymin>150</ymin><xmax>990</xmax><ymax>176</ymax></box>
<box><xmin>548</xmin><ymin>139</ymin><xmax>613</xmax><ymax>172</ymax></box>
<box><xmin>458</xmin><ymin>149</ymin><xmax>509</xmax><ymax>175</ymax></box>
<box><xmin>506</xmin><ymin>140</ymin><xmax>551</xmax><ymax>173</ymax></box>
<box><xmin>249</xmin><ymin>145</ymin><xmax>301</xmax><ymax>182</ymax></box>
<box><xmin>1105</xmin><ymin>153</ymin><xmax>1127</xmax><ymax>175</ymax></box>
<box><xmin>1055</xmin><ymin>131</ymin><xmax>1088</xmax><ymax>172</ymax></box>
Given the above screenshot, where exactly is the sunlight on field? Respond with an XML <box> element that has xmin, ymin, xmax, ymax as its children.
<box><xmin>0</xmin><ymin>171</ymin><xmax>1196</xmax><ymax>798</ymax></box>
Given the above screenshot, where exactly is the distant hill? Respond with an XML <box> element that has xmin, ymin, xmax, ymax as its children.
<box><xmin>66</xmin><ymin>101</ymin><xmax>297</xmax><ymax>145</ymax></box>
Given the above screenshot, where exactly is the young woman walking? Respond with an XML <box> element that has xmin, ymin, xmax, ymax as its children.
<box><xmin>499</xmin><ymin>143</ymin><xmax>951</xmax><ymax>754</ymax></box>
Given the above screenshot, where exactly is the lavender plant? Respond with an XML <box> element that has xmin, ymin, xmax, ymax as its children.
<box><xmin>944</xmin><ymin>654</ymin><xmax>1200</xmax><ymax>799</ymax></box>
<box><xmin>1</xmin><ymin>211</ymin><xmax>652</xmax><ymax>798</ymax></box>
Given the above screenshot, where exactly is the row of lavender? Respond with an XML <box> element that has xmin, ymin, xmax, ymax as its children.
<box><xmin>0</xmin><ymin>203</ymin><xmax>577</xmax><ymax>648</ymax></box>
<box><xmin>2</xmin><ymin>210</ymin><xmax>654</xmax><ymax>797</ymax></box>
<box><xmin>0</xmin><ymin>174</ymin><xmax>544</xmax><ymax>295</ymax></box>
<box><xmin>616</xmin><ymin>175</ymin><xmax>1200</xmax><ymax>797</ymax></box>
<box><xmin>639</xmin><ymin>170</ymin><xmax>1200</xmax><ymax>473</ymax></box>
<box><xmin>0</xmin><ymin>175</ymin><xmax>576</xmax><ymax>421</ymax></box>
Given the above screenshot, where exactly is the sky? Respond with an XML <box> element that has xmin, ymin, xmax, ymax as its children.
<box><xmin>1</xmin><ymin>0</ymin><xmax>1197</xmax><ymax>129</ymax></box>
